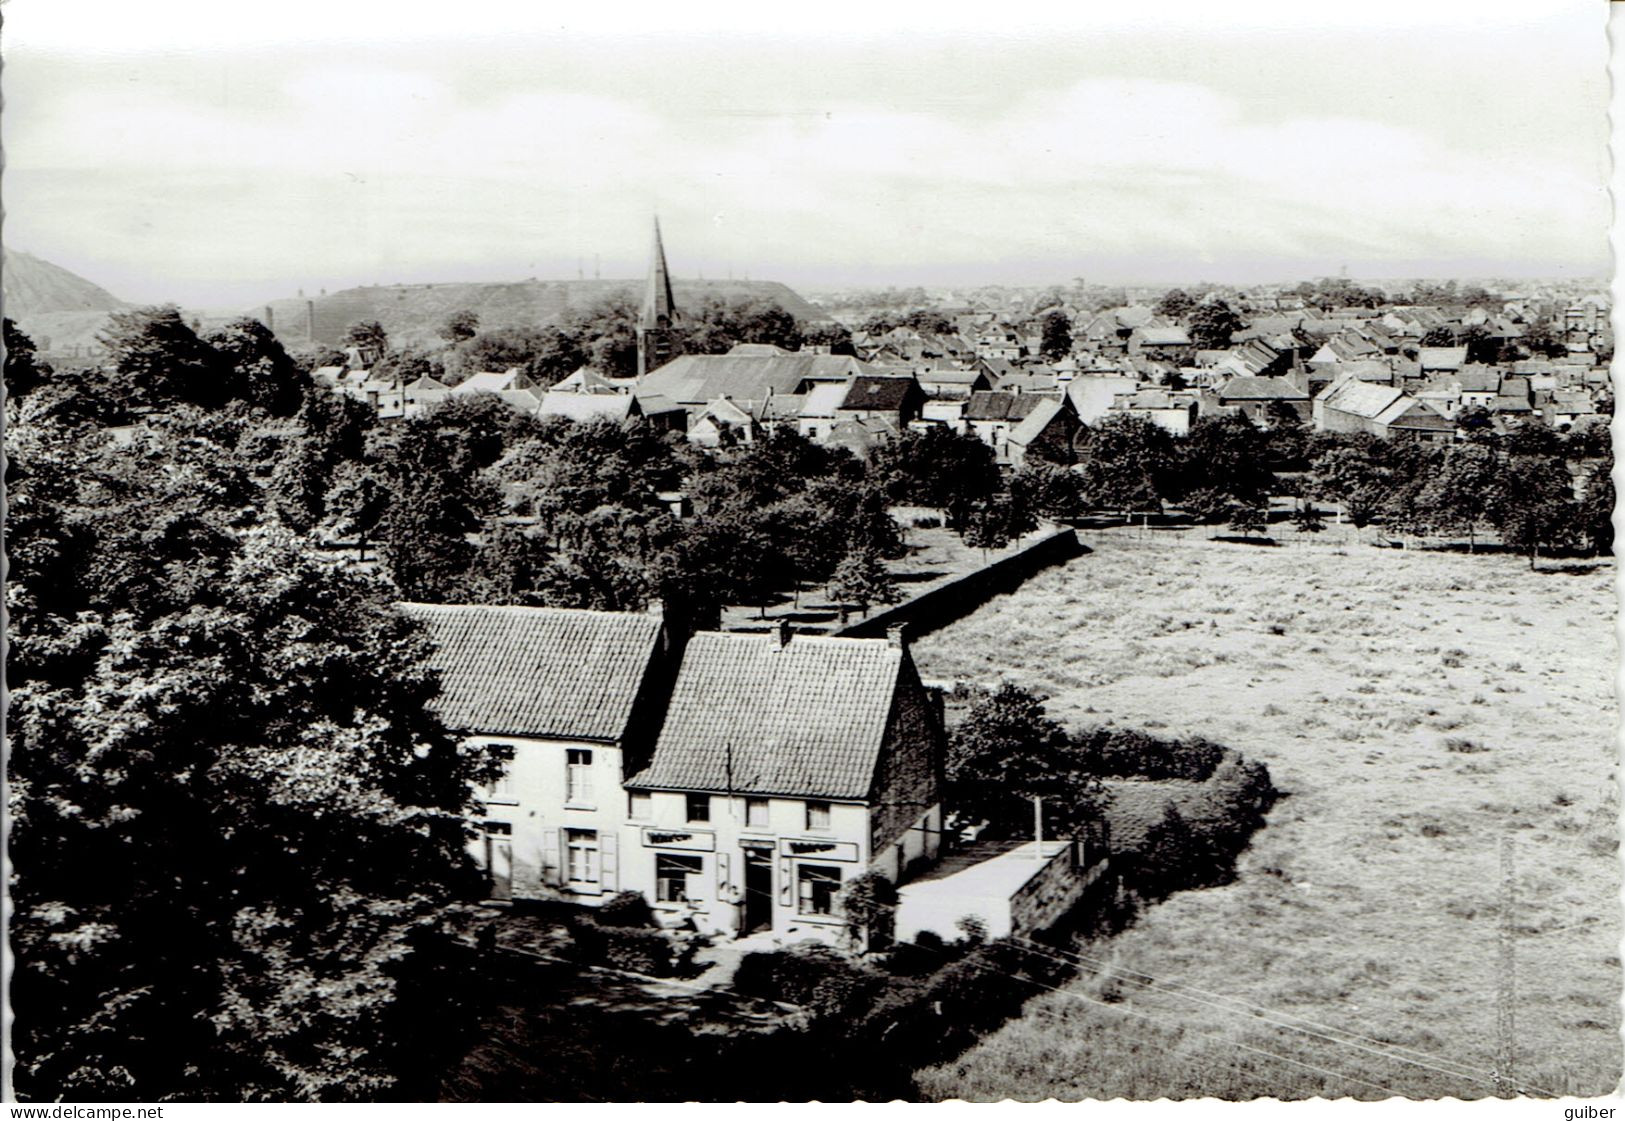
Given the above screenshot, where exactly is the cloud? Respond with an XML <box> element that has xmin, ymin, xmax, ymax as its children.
<box><xmin>5</xmin><ymin>53</ymin><xmax>1607</xmax><ymax>302</ymax></box>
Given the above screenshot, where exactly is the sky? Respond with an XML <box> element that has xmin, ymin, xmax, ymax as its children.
<box><xmin>3</xmin><ymin>0</ymin><xmax>1612</xmax><ymax>309</ymax></box>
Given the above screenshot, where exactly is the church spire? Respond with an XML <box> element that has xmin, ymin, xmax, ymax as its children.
<box><xmin>637</xmin><ymin>217</ymin><xmax>680</xmax><ymax>379</ymax></box>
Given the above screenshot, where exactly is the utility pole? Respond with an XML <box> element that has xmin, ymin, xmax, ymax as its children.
<box><xmin>1494</xmin><ymin>833</ymin><xmax>1517</xmax><ymax>1097</ymax></box>
<box><xmin>1033</xmin><ymin>795</ymin><xmax>1043</xmax><ymax>860</ymax></box>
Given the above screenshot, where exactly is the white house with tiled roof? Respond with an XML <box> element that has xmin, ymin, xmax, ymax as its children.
<box><xmin>402</xmin><ymin>603</ymin><xmax>675</xmax><ymax>905</ymax></box>
<box><xmin>407</xmin><ymin>605</ymin><xmax>945</xmax><ymax>942</ymax></box>
<box><xmin>622</xmin><ymin>625</ymin><xmax>944</xmax><ymax>941</ymax></box>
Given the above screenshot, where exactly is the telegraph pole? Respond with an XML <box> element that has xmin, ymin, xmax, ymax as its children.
<box><xmin>1494</xmin><ymin>833</ymin><xmax>1517</xmax><ymax>1096</ymax></box>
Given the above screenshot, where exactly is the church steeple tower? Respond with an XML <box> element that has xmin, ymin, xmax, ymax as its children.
<box><xmin>637</xmin><ymin>217</ymin><xmax>680</xmax><ymax>379</ymax></box>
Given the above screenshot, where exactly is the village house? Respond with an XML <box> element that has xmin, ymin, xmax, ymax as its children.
<box><xmin>1208</xmin><ymin>376</ymin><xmax>1311</xmax><ymax>426</ymax></box>
<box><xmin>1006</xmin><ymin>395</ymin><xmax>1084</xmax><ymax>467</ymax></box>
<box><xmin>622</xmin><ymin>625</ymin><xmax>945</xmax><ymax>940</ymax></box>
<box><xmin>838</xmin><ymin>374</ymin><xmax>927</xmax><ymax>429</ymax></box>
<box><xmin>688</xmin><ymin>397</ymin><xmax>759</xmax><ymax>447</ymax></box>
<box><xmin>1107</xmin><ymin>388</ymin><xmax>1200</xmax><ymax>436</ymax></box>
<box><xmin>401</xmin><ymin>603</ymin><xmax>675</xmax><ymax>905</ymax></box>
<box><xmin>406</xmin><ymin>606</ymin><xmax>947</xmax><ymax>943</ymax></box>
<box><xmin>1314</xmin><ymin>378</ymin><xmax>1454</xmax><ymax>443</ymax></box>
<box><xmin>964</xmin><ymin>391</ymin><xmax>1048</xmax><ymax>463</ymax></box>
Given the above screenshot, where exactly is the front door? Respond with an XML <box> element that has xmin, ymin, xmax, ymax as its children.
<box><xmin>742</xmin><ymin>849</ymin><xmax>773</xmax><ymax>933</ymax></box>
<box><xmin>484</xmin><ymin>825</ymin><xmax>513</xmax><ymax>901</ymax></box>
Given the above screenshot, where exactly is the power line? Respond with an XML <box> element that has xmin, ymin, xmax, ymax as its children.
<box><xmin>1008</xmin><ymin>936</ymin><xmax>1502</xmax><ymax>1094</ymax></box>
<box><xmin>927</xmin><ymin>946</ymin><xmax>1409</xmax><ymax>1099</ymax></box>
<box><xmin>1008</xmin><ymin>935</ymin><xmax>1560</xmax><ymax>1099</ymax></box>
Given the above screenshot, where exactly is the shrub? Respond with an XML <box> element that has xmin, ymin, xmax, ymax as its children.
<box><xmin>567</xmin><ymin>912</ymin><xmax>678</xmax><ymax>975</ymax></box>
<box><xmin>836</xmin><ymin>871</ymin><xmax>898</xmax><ymax>949</ymax></box>
<box><xmin>595</xmin><ymin>890</ymin><xmax>656</xmax><ymax>928</ymax></box>
<box><xmin>733</xmin><ymin>942</ymin><xmax>884</xmax><ymax>1011</ymax></box>
<box><xmin>1444</xmin><ymin>737</ymin><xmax>1489</xmax><ymax>754</ymax></box>
<box><xmin>1081</xmin><ymin>728</ymin><xmax>1225</xmax><ymax>780</ymax></box>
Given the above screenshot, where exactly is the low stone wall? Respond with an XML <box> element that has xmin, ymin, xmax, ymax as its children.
<box><xmin>1008</xmin><ymin>847</ymin><xmax>1109</xmax><ymax>938</ymax></box>
<box><xmin>834</xmin><ymin>527</ymin><xmax>1084</xmax><ymax>640</ymax></box>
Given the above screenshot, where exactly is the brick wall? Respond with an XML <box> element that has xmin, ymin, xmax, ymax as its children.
<box><xmin>869</xmin><ymin>651</ymin><xmax>944</xmax><ymax>856</ymax></box>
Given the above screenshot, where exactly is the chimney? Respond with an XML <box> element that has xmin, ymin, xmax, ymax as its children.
<box><xmin>886</xmin><ymin>623</ymin><xmax>908</xmax><ymax>649</ymax></box>
<box><xmin>777</xmin><ymin>619</ymin><xmax>794</xmax><ymax>648</ymax></box>
<box><xmin>263</xmin><ymin>305</ymin><xmax>274</xmax><ymax>331</ymax></box>
<box><xmin>306</xmin><ymin>299</ymin><xmax>316</xmax><ymax>341</ymax></box>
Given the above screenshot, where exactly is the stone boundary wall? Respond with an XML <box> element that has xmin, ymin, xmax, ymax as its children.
<box><xmin>833</xmin><ymin>527</ymin><xmax>1084</xmax><ymax>641</ymax></box>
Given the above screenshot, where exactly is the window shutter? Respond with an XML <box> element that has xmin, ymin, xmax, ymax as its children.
<box><xmin>716</xmin><ymin>852</ymin><xmax>731</xmax><ymax>900</ymax></box>
<box><xmin>542</xmin><ymin>829</ymin><xmax>561</xmax><ymax>887</ymax></box>
<box><xmin>778</xmin><ymin>859</ymin><xmax>793</xmax><ymax>907</ymax></box>
<box><xmin>601</xmin><ymin>832</ymin><xmax>618</xmax><ymax>892</ymax></box>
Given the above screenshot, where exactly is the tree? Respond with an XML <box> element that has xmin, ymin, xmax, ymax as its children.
<box><xmin>206</xmin><ymin>317</ymin><xmax>308</xmax><ymax>416</ymax></box>
<box><xmin>959</xmin><ymin>499</ymin><xmax>1012</xmax><ymax>559</ymax></box>
<box><xmin>1307</xmin><ymin>442</ymin><xmax>1388</xmax><ymax>528</ymax></box>
<box><xmin>869</xmin><ymin>426</ymin><xmax>1001</xmax><ymax>513</ymax></box>
<box><xmin>99</xmin><ymin>305</ymin><xmax>232</xmax><ymax>410</ymax></box>
<box><xmin>1076</xmin><ymin>414</ymin><xmax>1175</xmax><ymax>513</ymax></box>
<box><xmin>801</xmin><ymin>322</ymin><xmax>856</xmax><ymax>356</ymax></box>
<box><xmin>1490</xmin><ymin>454</ymin><xmax>1576</xmax><ymax>569</ymax></box>
<box><xmin>7</xmin><ymin>409</ymin><xmax>496</xmax><ymax>1101</ymax></box>
<box><xmin>1459</xmin><ymin>324</ymin><xmax>1498</xmax><ymax>365</ymax></box>
<box><xmin>1574</xmin><ymin>458</ymin><xmax>1615</xmax><ymax>557</ymax></box>
<box><xmin>1154</xmin><ymin>289</ymin><xmax>1196</xmax><ymax>319</ymax></box>
<box><xmin>1420</xmin><ymin>326</ymin><xmax>1456</xmax><ymax>347</ymax></box>
<box><xmin>1187</xmin><ymin>299</ymin><xmax>1243</xmax><ymax>350</ymax></box>
<box><xmin>1415</xmin><ymin>444</ymin><xmax>1502</xmax><ymax>551</ymax></box>
<box><xmin>947</xmin><ymin>684</ymin><xmax>1107</xmax><ymax>839</ymax></box>
<box><xmin>828</xmin><ymin>545</ymin><xmax>899</xmax><ymax>617</ymax></box>
<box><xmin>5</xmin><ymin>317</ymin><xmax>52</xmax><ymax>397</ymax></box>
<box><xmin>439</xmin><ymin>309</ymin><xmax>480</xmax><ymax>344</ymax></box>
<box><xmin>1228</xmin><ymin>502</ymin><xmax>1268</xmax><ymax>538</ymax></box>
<box><xmin>1519</xmin><ymin>319</ymin><xmax>1567</xmax><ymax>359</ymax></box>
<box><xmin>450</xmin><ymin>325</ymin><xmax>585</xmax><ymax>387</ymax></box>
<box><xmin>1178</xmin><ymin>415</ymin><xmax>1274</xmax><ymax>505</ymax></box>
<box><xmin>1292</xmin><ymin>501</ymin><xmax>1326</xmax><ymax>536</ymax></box>
<box><xmin>567</xmin><ymin>295</ymin><xmax>641</xmax><ymax>376</ymax></box>
<box><xmin>1039</xmin><ymin>311</ymin><xmax>1072</xmax><ymax>361</ymax></box>
<box><xmin>344</xmin><ymin>320</ymin><xmax>389</xmax><ymax>362</ymax></box>
<box><xmin>1183</xmin><ymin>487</ymin><xmax>1232</xmax><ymax>529</ymax></box>
<box><xmin>1009</xmin><ymin>461</ymin><xmax>1086</xmax><ymax>521</ymax></box>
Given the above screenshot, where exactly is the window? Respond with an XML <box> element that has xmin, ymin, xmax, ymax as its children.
<box><xmin>745</xmin><ymin>797</ymin><xmax>769</xmax><ymax>828</ymax></box>
<box><xmin>628</xmin><ymin>791</ymin><xmax>651</xmax><ymax>820</ymax></box>
<box><xmin>805</xmin><ymin>801</ymin><xmax>831</xmax><ymax>831</ymax></box>
<box><xmin>566</xmin><ymin>749</ymin><xmax>593</xmax><ymax>804</ymax></box>
<box><xmin>488</xmin><ymin>744</ymin><xmax>516</xmax><ymax>802</ymax></box>
<box><xmin>656</xmin><ymin>854</ymin><xmax>703</xmax><ymax>903</ymax></box>
<box><xmin>565</xmin><ymin>829</ymin><xmax>598</xmax><ymax>885</ymax></box>
<box><xmin>797</xmin><ymin>864</ymin><xmax>842</xmax><ymax>916</ymax></box>
<box><xmin>685</xmin><ymin>793</ymin><xmax>711</xmax><ymax>823</ymax></box>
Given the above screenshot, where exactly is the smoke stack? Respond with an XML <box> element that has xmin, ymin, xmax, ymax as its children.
<box><xmin>263</xmin><ymin>305</ymin><xmax>274</xmax><ymax>331</ymax></box>
<box><xmin>306</xmin><ymin>299</ymin><xmax>316</xmax><ymax>341</ymax></box>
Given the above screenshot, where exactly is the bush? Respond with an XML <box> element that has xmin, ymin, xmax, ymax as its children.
<box><xmin>734</xmin><ymin>942</ymin><xmax>886</xmax><ymax>1012</ymax></box>
<box><xmin>1081</xmin><ymin>727</ymin><xmax>1225</xmax><ymax>780</ymax></box>
<box><xmin>567</xmin><ymin>912</ymin><xmax>678</xmax><ymax>976</ymax></box>
<box><xmin>595</xmin><ymin>890</ymin><xmax>656</xmax><ymax>928</ymax></box>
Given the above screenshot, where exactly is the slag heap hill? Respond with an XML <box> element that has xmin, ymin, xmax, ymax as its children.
<box><xmin>267</xmin><ymin>278</ymin><xmax>827</xmax><ymax>350</ymax></box>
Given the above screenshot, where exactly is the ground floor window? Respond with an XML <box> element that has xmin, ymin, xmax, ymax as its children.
<box><xmin>656</xmin><ymin>854</ymin><xmax>704</xmax><ymax>903</ymax></box>
<box><xmin>565</xmin><ymin>829</ymin><xmax>599</xmax><ymax>885</ymax></box>
<box><xmin>797</xmin><ymin>863</ymin><xmax>842</xmax><ymax>916</ymax></box>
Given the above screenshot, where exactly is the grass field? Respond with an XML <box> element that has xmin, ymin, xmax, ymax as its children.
<box><xmin>909</xmin><ymin>528</ymin><xmax>1620</xmax><ymax>1100</ymax></box>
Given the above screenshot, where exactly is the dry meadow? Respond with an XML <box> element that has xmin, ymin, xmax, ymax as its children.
<box><xmin>910</xmin><ymin>528</ymin><xmax>1620</xmax><ymax>1100</ymax></box>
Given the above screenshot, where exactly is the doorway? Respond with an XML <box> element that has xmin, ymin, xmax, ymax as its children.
<box><xmin>741</xmin><ymin>848</ymin><xmax>773</xmax><ymax>933</ymax></box>
<box><xmin>483</xmin><ymin>823</ymin><xmax>513</xmax><ymax>901</ymax></box>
